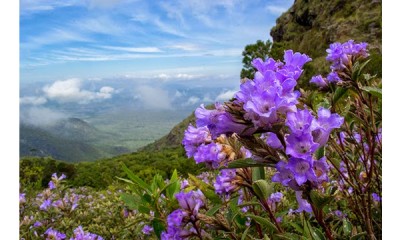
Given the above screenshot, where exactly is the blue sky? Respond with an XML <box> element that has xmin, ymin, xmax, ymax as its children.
<box><xmin>20</xmin><ymin>0</ymin><xmax>294</xmax><ymax>84</ymax></box>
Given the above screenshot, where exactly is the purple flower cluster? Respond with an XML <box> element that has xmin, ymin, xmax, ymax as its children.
<box><xmin>45</xmin><ymin>228</ymin><xmax>67</xmax><ymax>240</ymax></box>
<box><xmin>161</xmin><ymin>190</ymin><xmax>206</xmax><ymax>239</ymax></box>
<box><xmin>142</xmin><ymin>225</ymin><xmax>154</xmax><ymax>235</ymax></box>
<box><xmin>272</xmin><ymin>108</ymin><xmax>342</xmax><ymax>190</ymax></box>
<box><xmin>195</xmin><ymin>103</ymin><xmax>252</xmax><ymax>138</ymax></box>
<box><xmin>326</xmin><ymin>40</ymin><xmax>369</xmax><ymax>71</ymax></box>
<box><xmin>234</xmin><ymin>50</ymin><xmax>311</xmax><ymax>129</ymax></box>
<box><xmin>214</xmin><ymin>169</ymin><xmax>238</xmax><ymax>196</ymax></box>
<box><xmin>20</xmin><ymin>193</ymin><xmax>26</xmax><ymax>204</ymax></box>
<box><xmin>310</xmin><ymin>40</ymin><xmax>369</xmax><ymax>86</ymax></box>
<box><xmin>52</xmin><ymin>193</ymin><xmax>80</xmax><ymax>212</ymax></box>
<box><xmin>49</xmin><ymin>173</ymin><xmax>67</xmax><ymax>190</ymax></box>
<box><xmin>70</xmin><ymin>226</ymin><xmax>104</xmax><ymax>240</ymax></box>
<box><xmin>267</xmin><ymin>192</ymin><xmax>284</xmax><ymax>212</ymax></box>
<box><xmin>182</xmin><ymin>124</ymin><xmax>225</xmax><ymax>169</ymax></box>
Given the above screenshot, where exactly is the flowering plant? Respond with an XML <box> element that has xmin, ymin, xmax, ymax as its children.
<box><xmin>121</xmin><ymin>40</ymin><xmax>381</xmax><ymax>240</ymax></box>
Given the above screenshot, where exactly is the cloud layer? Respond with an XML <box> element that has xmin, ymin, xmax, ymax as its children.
<box><xmin>42</xmin><ymin>78</ymin><xmax>115</xmax><ymax>103</ymax></box>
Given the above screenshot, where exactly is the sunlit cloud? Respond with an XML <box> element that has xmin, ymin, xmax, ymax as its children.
<box><xmin>43</xmin><ymin>78</ymin><xmax>115</xmax><ymax>104</ymax></box>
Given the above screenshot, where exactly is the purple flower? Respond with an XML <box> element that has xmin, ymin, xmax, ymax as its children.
<box><xmin>161</xmin><ymin>226</ymin><xmax>190</xmax><ymax>240</ymax></box>
<box><xmin>142</xmin><ymin>225</ymin><xmax>154</xmax><ymax>235</ymax></box>
<box><xmin>167</xmin><ymin>209</ymin><xmax>188</xmax><ymax>228</ymax></box>
<box><xmin>272</xmin><ymin>161</ymin><xmax>295</xmax><ymax>187</ymax></box>
<box><xmin>283</xmin><ymin>50</ymin><xmax>312</xmax><ymax>80</ymax></box>
<box><xmin>286</xmin><ymin>132</ymin><xmax>319</xmax><ymax>158</ymax></box>
<box><xmin>40</xmin><ymin>199</ymin><xmax>52</xmax><ymax>211</ymax></box>
<box><xmin>193</xmin><ymin>143</ymin><xmax>225</xmax><ymax>168</ymax></box>
<box><xmin>312</xmin><ymin>157</ymin><xmax>330</xmax><ymax>184</ymax></box>
<box><xmin>195</xmin><ymin>103</ymin><xmax>250</xmax><ymax>138</ymax></box>
<box><xmin>51</xmin><ymin>173</ymin><xmax>66</xmax><ymax>181</ymax></box>
<box><xmin>70</xmin><ymin>226</ymin><xmax>103</xmax><ymax>240</ymax></box>
<box><xmin>33</xmin><ymin>221</ymin><xmax>43</xmax><ymax>227</ymax></box>
<box><xmin>252</xmin><ymin>57</ymin><xmax>282</xmax><ymax>74</ymax></box>
<box><xmin>180</xmin><ymin>179</ymin><xmax>189</xmax><ymax>190</ymax></box>
<box><xmin>286</xmin><ymin>108</ymin><xmax>314</xmax><ymax>135</ymax></box>
<box><xmin>214</xmin><ymin>169</ymin><xmax>237</xmax><ymax>196</ymax></box>
<box><xmin>268</xmin><ymin>192</ymin><xmax>284</xmax><ymax>203</ymax></box>
<box><xmin>20</xmin><ymin>193</ymin><xmax>26</xmax><ymax>204</ymax></box>
<box><xmin>334</xmin><ymin>210</ymin><xmax>347</xmax><ymax>219</ymax></box>
<box><xmin>326</xmin><ymin>72</ymin><xmax>341</xmax><ymax>83</ymax></box>
<box><xmin>311</xmin><ymin>107</ymin><xmax>344</xmax><ymax>146</ymax></box>
<box><xmin>52</xmin><ymin>199</ymin><xmax>65</xmax><ymax>209</ymax></box>
<box><xmin>175</xmin><ymin>190</ymin><xmax>205</xmax><ymax>216</ymax></box>
<box><xmin>372</xmin><ymin>193</ymin><xmax>381</xmax><ymax>202</ymax></box>
<box><xmin>182</xmin><ymin>125</ymin><xmax>211</xmax><ymax>158</ymax></box>
<box><xmin>287</xmin><ymin>157</ymin><xmax>317</xmax><ymax>186</ymax></box>
<box><xmin>310</xmin><ymin>75</ymin><xmax>328</xmax><ymax>88</ymax></box>
<box><xmin>326</xmin><ymin>40</ymin><xmax>368</xmax><ymax>71</ymax></box>
<box><xmin>48</xmin><ymin>181</ymin><xmax>56</xmax><ymax>190</ymax></box>
<box><xmin>295</xmin><ymin>191</ymin><xmax>312</xmax><ymax>213</ymax></box>
<box><xmin>262</xmin><ymin>132</ymin><xmax>283</xmax><ymax>149</ymax></box>
<box><xmin>44</xmin><ymin>228</ymin><xmax>66</xmax><ymax>240</ymax></box>
<box><xmin>243</xmin><ymin>90</ymin><xmax>279</xmax><ymax>128</ymax></box>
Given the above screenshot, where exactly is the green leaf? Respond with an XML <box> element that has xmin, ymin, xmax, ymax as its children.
<box><xmin>360</xmin><ymin>86</ymin><xmax>382</xmax><ymax>98</ymax></box>
<box><xmin>315</xmin><ymin>147</ymin><xmax>325</xmax><ymax>160</ymax></box>
<box><xmin>303</xmin><ymin>216</ymin><xmax>323</xmax><ymax>240</ymax></box>
<box><xmin>166</xmin><ymin>170</ymin><xmax>180</xmax><ymax>199</ymax></box>
<box><xmin>252</xmin><ymin>166</ymin><xmax>266</xmax><ymax>181</ymax></box>
<box><xmin>138</xmin><ymin>205</ymin><xmax>150</xmax><ymax>214</ymax></box>
<box><xmin>227</xmin><ymin>158</ymin><xmax>267</xmax><ymax>168</ymax></box>
<box><xmin>121</xmin><ymin>163</ymin><xmax>151</xmax><ymax>194</ymax></box>
<box><xmin>152</xmin><ymin>219</ymin><xmax>165</xmax><ymax>239</ymax></box>
<box><xmin>206</xmin><ymin>204</ymin><xmax>222</xmax><ymax>216</ymax></box>
<box><xmin>351</xmin><ymin>59</ymin><xmax>371</xmax><ymax>81</ymax></box>
<box><xmin>289</xmin><ymin>222</ymin><xmax>304</xmax><ymax>234</ymax></box>
<box><xmin>343</xmin><ymin>219</ymin><xmax>352</xmax><ymax>236</ymax></box>
<box><xmin>241</xmin><ymin>226</ymin><xmax>251</xmax><ymax>240</ymax></box>
<box><xmin>120</xmin><ymin>193</ymin><xmax>139</xmax><ymax>209</ymax></box>
<box><xmin>310</xmin><ymin>190</ymin><xmax>334</xmax><ymax>210</ymax></box>
<box><xmin>245</xmin><ymin>214</ymin><xmax>278</xmax><ymax>233</ymax></box>
<box><xmin>332</xmin><ymin>87</ymin><xmax>348</xmax><ymax>106</ymax></box>
<box><xmin>252</xmin><ymin>179</ymin><xmax>274</xmax><ymax>201</ymax></box>
<box><xmin>141</xmin><ymin>193</ymin><xmax>152</xmax><ymax>204</ymax></box>
<box><xmin>188</xmin><ymin>174</ymin><xmax>222</xmax><ymax>204</ymax></box>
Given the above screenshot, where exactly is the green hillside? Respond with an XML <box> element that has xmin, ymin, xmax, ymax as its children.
<box><xmin>269</xmin><ymin>0</ymin><xmax>382</xmax><ymax>86</ymax></box>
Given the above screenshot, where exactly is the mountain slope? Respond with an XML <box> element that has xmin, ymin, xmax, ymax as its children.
<box><xmin>270</xmin><ymin>0</ymin><xmax>382</xmax><ymax>86</ymax></box>
<box><xmin>20</xmin><ymin>124</ymin><xmax>105</xmax><ymax>162</ymax></box>
<box><xmin>139</xmin><ymin>112</ymin><xmax>196</xmax><ymax>152</ymax></box>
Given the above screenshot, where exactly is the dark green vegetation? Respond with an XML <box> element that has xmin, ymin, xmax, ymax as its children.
<box><xmin>20</xmin><ymin>147</ymin><xmax>203</xmax><ymax>191</ymax></box>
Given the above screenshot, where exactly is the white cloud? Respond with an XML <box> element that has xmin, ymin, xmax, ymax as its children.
<box><xmin>168</xmin><ymin>43</ymin><xmax>200</xmax><ymax>51</ymax></box>
<box><xmin>43</xmin><ymin>78</ymin><xmax>115</xmax><ymax>103</ymax></box>
<box><xmin>75</xmin><ymin>16</ymin><xmax>125</xmax><ymax>35</ymax></box>
<box><xmin>22</xmin><ymin>28</ymin><xmax>91</xmax><ymax>50</ymax></box>
<box><xmin>135</xmin><ymin>86</ymin><xmax>172</xmax><ymax>109</ymax></box>
<box><xmin>215</xmin><ymin>90</ymin><xmax>236</xmax><ymax>101</ymax></box>
<box><xmin>265</xmin><ymin>5</ymin><xmax>290</xmax><ymax>16</ymax></box>
<box><xmin>20</xmin><ymin>107</ymin><xmax>67</xmax><ymax>126</ymax></box>
<box><xmin>101</xmin><ymin>46</ymin><xmax>163</xmax><ymax>53</ymax></box>
<box><xmin>20</xmin><ymin>96</ymin><xmax>47</xmax><ymax>105</ymax></box>
<box><xmin>187</xmin><ymin>96</ymin><xmax>200</xmax><ymax>105</ymax></box>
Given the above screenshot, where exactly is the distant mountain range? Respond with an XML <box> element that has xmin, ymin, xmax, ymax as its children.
<box><xmin>20</xmin><ymin>118</ymin><xmax>132</xmax><ymax>162</ymax></box>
